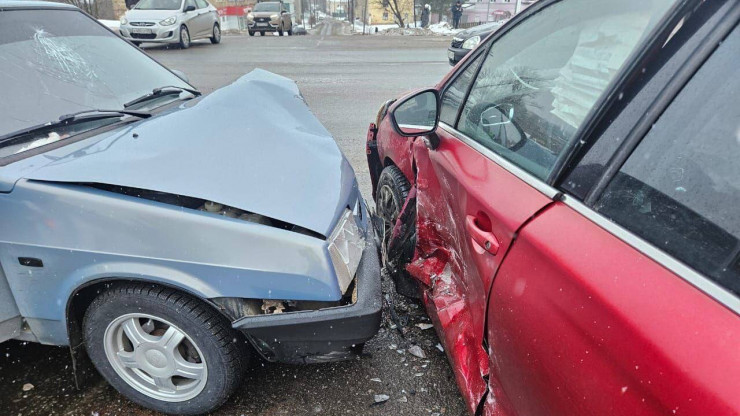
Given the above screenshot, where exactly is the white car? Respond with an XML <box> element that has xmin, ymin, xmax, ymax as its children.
<box><xmin>120</xmin><ymin>0</ymin><xmax>220</xmax><ymax>48</ymax></box>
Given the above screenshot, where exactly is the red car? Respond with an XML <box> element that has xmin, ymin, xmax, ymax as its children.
<box><xmin>366</xmin><ymin>0</ymin><xmax>740</xmax><ymax>414</ymax></box>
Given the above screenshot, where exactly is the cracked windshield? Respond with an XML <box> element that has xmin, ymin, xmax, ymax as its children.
<box><xmin>0</xmin><ymin>0</ymin><xmax>738</xmax><ymax>415</ymax></box>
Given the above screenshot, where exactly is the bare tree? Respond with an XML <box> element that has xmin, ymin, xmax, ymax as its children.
<box><xmin>58</xmin><ymin>0</ymin><xmax>103</xmax><ymax>18</ymax></box>
<box><xmin>373</xmin><ymin>0</ymin><xmax>409</xmax><ymax>27</ymax></box>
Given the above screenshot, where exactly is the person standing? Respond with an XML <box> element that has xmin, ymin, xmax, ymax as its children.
<box><xmin>451</xmin><ymin>1</ymin><xmax>463</xmax><ymax>29</ymax></box>
<box><xmin>421</xmin><ymin>4</ymin><xmax>431</xmax><ymax>28</ymax></box>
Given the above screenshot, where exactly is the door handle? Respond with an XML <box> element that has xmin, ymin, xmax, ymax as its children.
<box><xmin>465</xmin><ymin>215</ymin><xmax>499</xmax><ymax>255</ymax></box>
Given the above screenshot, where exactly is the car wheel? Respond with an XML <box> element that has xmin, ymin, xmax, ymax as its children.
<box><xmin>132</xmin><ymin>41</ymin><xmax>142</xmax><ymax>47</ymax></box>
<box><xmin>83</xmin><ymin>284</ymin><xmax>247</xmax><ymax>415</ymax></box>
<box><xmin>375</xmin><ymin>165</ymin><xmax>418</xmax><ymax>298</ymax></box>
<box><xmin>179</xmin><ymin>25</ymin><xmax>190</xmax><ymax>49</ymax></box>
<box><xmin>248</xmin><ymin>30</ymin><xmax>255</xmax><ymax>36</ymax></box>
<box><xmin>260</xmin><ymin>31</ymin><xmax>265</xmax><ymax>36</ymax></box>
<box><xmin>210</xmin><ymin>23</ymin><xmax>221</xmax><ymax>44</ymax></box>
<box><xmin>287</xmin><ymin>28</ymin><xmax>293</xmax><ymax>36</ymax></box>
<box><xmin>278</xmin><ymin>24</ymin><xmax>284</xmax><ymax>36</ymax></box>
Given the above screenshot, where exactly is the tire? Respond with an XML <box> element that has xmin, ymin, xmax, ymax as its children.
<box><xmin>260</xmin><ymin>31</ymin><xmax>265</xmax><ymax>36</ymax></box>
<box><xmin>83</xmin><ymin>284</ymin><xmax>247</xmax><ymax>415</ymax></box>
<box><xmin>248</xmin><ymin>30</ymin><xmax>255</xmax><ymax>36</ymax></box>
<box><xmin>287</xmin><ymin>28</ymin><xmax>293</xmax><ymax>36</ymax></box>
<box><xmin>178</xmin><ymin>25</ymin><xmax>190</xmax><ymax>49</ymax></box>
<box><xmin>210</xmin><ymin>23</ymin><xmax>221</xmax><ymax>44</ymax></box>
<box><xmin>278</xmin><ymin>25</ymin><xmax>284</xmax><ymax>36</ymax></box>
<box><xmin>375</xmin><ymin>165</ymin><xmax>419</xmax><ymax>298</ymax></box>
<box><xmin>132</xmin><ymin>41</ymin><xmax>141</xmax><ymax>47</ymax></box>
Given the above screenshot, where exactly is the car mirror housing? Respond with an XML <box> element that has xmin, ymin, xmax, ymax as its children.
<box><xmin>184</xmin><ymin>5</ymin><xmax>196</xmax><ymax>12</ymax></box>
<box><xmin>390</xmin><ymin>89</ymin><xmax>440</xmax><ymax>137</ymax></box>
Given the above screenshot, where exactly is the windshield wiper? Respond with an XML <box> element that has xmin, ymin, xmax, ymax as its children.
<box><xmin>123</xmin><ymin>85</ymin><xmax>201</xmax><ymax>109</ymax></box>
<box><xmin>0</xmin><ymin>110</ymin><xmax>151</xmax><ymax>145</ymax></box>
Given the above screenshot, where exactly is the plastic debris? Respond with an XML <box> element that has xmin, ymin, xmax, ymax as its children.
<box><xmin>398</xmin><ymin>396</ymin><xmax>408</xmax><ymax>403</ymax></box>
<box><xmin>416</xmin><ymin>323</ymin><xmax>434</xmax><ymax>330</ymax></box>
<box><xmin>370</xmin><ymin>378</ymin><xmax>382</xmax><ymax>383</ymax></box>
<box><xmin>374</xmin><ymin>394</ymin><xmax>390</xmax><ymax>403</ymax></box>
<box><xmin>436</xmin><ymin>343</ymin><xmax>444</xmax><ymax>352</ymax></box>
<box><xmin>408</xmin><ymin>345</ymin><xmax>426</xmax><ymax>359</ymax></box>
<box><xmin>22</xmin><ymin>383</ymin><xmax>34</xmax><ymax>391</ymax></box>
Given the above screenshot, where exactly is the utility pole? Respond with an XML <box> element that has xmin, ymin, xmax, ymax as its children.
<box><xmin>362</xmin><ymin>0</ymin><xmax>368</xmax><ymax>34</ymax></box>
<box><xmin>514</xmin><ymin>0</ymin><xmax>521</xmax><ymax>15</ymax></box>
<box><xmin>412</xmin><ymin>0</ymin><xmax>416</xmax><ymax>27</ymax></box>
<box><xmin>486</xmin><ymin>0</ymin><xmax>490</xmax><ymax>23</ymax></box>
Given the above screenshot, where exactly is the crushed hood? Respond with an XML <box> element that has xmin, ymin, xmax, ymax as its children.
<box><xmin>21</xmin><ymin>69</ymin><xmax>357</xmax><ymax>237</ymax></box>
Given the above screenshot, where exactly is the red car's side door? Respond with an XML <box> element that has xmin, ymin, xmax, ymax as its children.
<box><xmin>404</xmin><ymin>0</ymin><xmax>685</xmax><ymax>412</ymax></box>
<box><xmin>484</xmin><ymin>7</ymin><xmax>740</xmax><ymax>416</ymax></box>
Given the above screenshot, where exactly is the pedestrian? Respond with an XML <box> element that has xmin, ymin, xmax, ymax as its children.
<box><xmin>451</xmin><ymin>1</ymin><xmax>463</xmax><ymax>29</ymax></box>
<box><xmin>421</xmin><ymin>4</ymin><xmax>431</xmax><ymax>28</ymax></box>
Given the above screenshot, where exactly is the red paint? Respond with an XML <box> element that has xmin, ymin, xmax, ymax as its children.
<box><xmin>217</xmin><ymin>6</ymin><xmax>247</xmax><ymax>16</ymax></box>
<box><xmin>484</xmin><ymin>202</ymin><xmax>740</xmax><ymax>415</ymax></box>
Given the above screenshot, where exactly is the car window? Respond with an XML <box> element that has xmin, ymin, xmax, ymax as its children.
<box><xmin>0</xmin><ymin>9</ymin><xmax>191</xmax><ymax>140</ymax></box>
<box><xmin>253</xmin><ymin>2</ymin><xmax>280</xmax><ymax>12</ymax></box>
<box><xmin>595</xmin><ymin>27</ymin><xmax>740</xmax><ymax>297</ymax></box>
<box><xmin>184</xmin><ymin>0</ymin><xmax>195</xmax><ymax>10</ymax></box>
<box><xmin>135</xmin><ymin>0</ymin><xmax>182</xmax><ymax>10</ymax></box>
<box><xmin>439</xmin><ymin>52</ymin><xmax>484</xmax><ymax>126</ymax></box>
<box><xmin>195</xmin><ymin>0</ymin><xmax>209</xmax><ymax>9</ymax></box>
<box><xmin>456</xmin><ymin>0</ymin><xmax>675</xmax><ymax>180</ymax></box>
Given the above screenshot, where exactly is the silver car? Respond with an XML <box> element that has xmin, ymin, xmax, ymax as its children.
<box><xmin>120</xmin><ymin>0</ymin><xmax>220</xmax><ymax>48</ymax></box>
<box><xmin>0</xmin><ymin>2</ymin><xmax>381</xmax><ymax>415</ymax></box>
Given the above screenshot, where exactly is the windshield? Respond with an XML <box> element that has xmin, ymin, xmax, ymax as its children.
<box><xmin>253</xmin><ymin>2</ymin><xmax>280</xmax><ymax>12</ymax></box>
<box><xmin>134</xmin><ymin>0</ymin><xmax>183</xmax><ymax>10</ymax></box>
<box><xmin>0</xmin><ymin>9</ymin><xmax>191</xmax><ymax>138</ymax></box>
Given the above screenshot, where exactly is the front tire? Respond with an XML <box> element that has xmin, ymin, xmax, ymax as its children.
<box><xmin>179</xmin><ymin>25</ymin><xmax>190</xmax><ymax>49</ymax></box>
<box><xmin>376</xmin><ymin>165</ymin><xmax>418</xmax><ymax>298</ymax></box>
<box><xmin>287</xmin><ymin>28</ymin><xmax>293</xmax><ymax>36</ymax></box>
<box><xmin>83</xmin><ymin>284</ymin><xmax>247</xmax><ymax>415</ymax></box>
<box><xmin>248</xmin><ymin>30</ymin><xmax>255</xmax><ymax>36</ymax></box>
<box><xmin>259</xmin><ymin>31</ymin><xmax>265</xmax><ymax>36</ymax></box>
<box><xmin>278</xmin><ymin>25</ymin><xmax>284</xmax><ymax>36</ymax></box>
<box><xmin>131</xmin><ymin>41</ymin><xmax>142</xmax><ymax>47</ymax></box>
<box><xmin>210</xmin><ymin>23</ymin><xmax>221</xmax><ymax>44</ymax></box>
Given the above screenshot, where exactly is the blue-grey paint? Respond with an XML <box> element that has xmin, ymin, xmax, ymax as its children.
<box><xmin>0</xmin><ymin>70</ymin><xmax>368</xmax><ymax>346</ymax></box>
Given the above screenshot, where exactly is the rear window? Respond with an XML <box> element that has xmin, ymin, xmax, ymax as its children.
<box><xmin>595</xmin><ymin>27</ymin><xmax>740</xmax><ymax>296</ymax></box>
<box><xmin>254</xmin><ymin>2</ymin><xmax>280</xmax><ymax>12</ymax></box>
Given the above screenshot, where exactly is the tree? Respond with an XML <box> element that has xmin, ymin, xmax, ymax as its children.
<box><xmin>373</xmin><ymin>0</ymin><xmax>412</xmax><ymax>27</ymax></box>
<box><xmin>59</xmin><ymin>0</ymin><xmax>103</xmax><ymax>17</ymax></box>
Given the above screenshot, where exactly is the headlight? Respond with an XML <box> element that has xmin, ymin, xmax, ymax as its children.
<box><xmin>160</xmin><ymin>16</ymin><xmax>177</xmax><ymax>26</ymax></box>
<box><xmin>270</xmin><ymin>14</ymin><xmax>279</xmax><ymax>21</ymax></box>
<box><xmin>452</xmin><ymin>36</ymin><xmax>463</xmax><ymax>43</ymax></box>
<box><xmin>120</xmin><ymin>16</ymin><xmax>128</xmax><ymax>25</ymax></box>
<box><xmin>328</xmin><ymin>209</ymin><xmax>365</xmax><ymax>294</ymax></box>
<box><xmin>462</xmin><ymin>35</ymin><xmax>481</xmax><ymax>50</ymax></box>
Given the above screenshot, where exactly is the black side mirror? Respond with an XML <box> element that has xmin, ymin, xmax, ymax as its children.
<box><xmin>390</xmin><ymin>89</ymin><xmax>440</xmax><ymax>137</ymax></box>
<box><xmin>184</xmin><ymin>4</ymin><xmax>196</xmax><ymax>12</ymax></box>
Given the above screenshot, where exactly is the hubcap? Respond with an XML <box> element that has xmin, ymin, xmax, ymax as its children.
<box><xmin>182</xmin><ymin>28</ymin><xmax>189</xmax><ymax>46</ymax></box>
<box><xmin>376</xmin><ymin>184</ymin><xmax>400</xmax><ymax>268</ymax></box>
<box><xmin>214</xmin><ymin>26</ymin><xmax>220</xmax><ymax>40</ymax></box>
<box><xmin>104</xmin><ymin>313</ymin><xmax>207</xmax><ymax>402</ymax></box>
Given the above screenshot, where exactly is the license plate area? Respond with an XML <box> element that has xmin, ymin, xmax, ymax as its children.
<box><xmin>256</xmin><ymin>22</ymin><xmax>268</xmax><ymax>26</ymax></box>
<box><xmin>132</xmin><ymin>28</ymin><xmax>153</xmax><ymax>34</ymax></box>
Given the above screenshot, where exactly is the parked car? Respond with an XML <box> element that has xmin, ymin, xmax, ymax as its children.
<box><xmin>119</xmin><ymin>0</ymin><xmax>220</xmax><ymax>48</ymax></box>
<box><xmin>247</xmin><ymin>1</ymin><xmax>293</xmax><ymax>36</ymax></box>
<box><xmin>0</xmin><ymin>2</ymin><xmax>380</xmax><ymax>415</ymax></box>
<box><xmin>447</xmin><ymin>20</ymin><xmax>505</xmax><ymax>65</ymax></box>
<box><xmin>292</xmin><ymin>24</ymin><xmax>308</xmax><ymax>35</ymax></box>
<box><xmin>367</xmin><ymin>0</ymin><xmax>740</xmax><ymax>414</ymax></box>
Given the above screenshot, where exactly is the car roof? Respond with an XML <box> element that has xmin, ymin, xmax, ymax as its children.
<box><xmin>0</xmin><ymin>0</ymin><xmax>77</xmax><ymax>10</ymax></box>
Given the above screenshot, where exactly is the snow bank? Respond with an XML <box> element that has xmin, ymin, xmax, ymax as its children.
<box><xmin>353</xmin><ymin>20</ymin><xmax>462</xmax><ymax>36</ymax></box>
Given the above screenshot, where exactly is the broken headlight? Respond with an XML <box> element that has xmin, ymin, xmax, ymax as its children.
<box><xmin>328</xmin><ymin>209</ymin><xmax>365</xmax><ymax>294</ymax></box>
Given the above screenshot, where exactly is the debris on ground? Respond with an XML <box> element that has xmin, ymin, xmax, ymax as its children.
<box><xmin>22</xmin><ymin>383</ymin><xmax>34</xmax><ymax>391</ymax></box>
<box><xmin>408</xmin><ymin>345</ymin><xmax>427</xmax><ymax>359</ymax></box>
<box><xmin>374</xmin><ymin>394</ymin><xmax>390</xmax><ymax>403</ymax></box>
<box><xmin>436</xmin><ymin>343</ymin><xmax>445</xmax><ymax>352</ymax></box>
<box><xmin>416</xmin><ymin>323</ymin><xmax>434</xmax><ymax>330</ymax></box>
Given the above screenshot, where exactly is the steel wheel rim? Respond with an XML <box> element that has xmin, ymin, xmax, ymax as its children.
<box><xmin>181</xmin><ymin>27</ymin><xmax>190</xmax><ymax>46</ymax></box>
<box><xmin>104</xmin><ymin>313</ymin><xmax>208</xmax><ymax>402</ymax></box>
<box><xmin>377</xmin><ymin>184</ymin><xmax>400</xmax><ymax>268</ymax></box>
<box><xmin>214</xmin><ymin>25</ymin><xmax>220</xmax><ymax>41</ymax></box>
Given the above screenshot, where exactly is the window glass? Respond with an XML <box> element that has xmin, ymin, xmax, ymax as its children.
<box><xmin>595</xmin><ymin>27</ymin><xmax>740</xmax><ymax>296</ymax></box>
<box><xmin>457</xmin><ymin>0</ymin><xmax>674</xmax><ymax>180</ymax></box>
<box><xmin>135</xmin><ymin>0</ymin><xmax>182</xmax><ymax>10</ymax></box>
<box><xmin>195</xmin><ymin>0</ymin><xmax>209</xmax><ymax>8</ymax></box>
<box><xmin>439</xmin><ymin>53</ymin><xmax>484</xmax><ymax>126</ymax></box>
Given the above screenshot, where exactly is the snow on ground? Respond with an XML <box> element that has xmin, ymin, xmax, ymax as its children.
<box><xmin>99</xmin><ymin>19</ymin><xmax>120</xmax><ymax>30</ymax></box>
<box><xmin>353</xmin><ymin>20</ymin><xmax>462</xmax><ymax>36</ymax></box>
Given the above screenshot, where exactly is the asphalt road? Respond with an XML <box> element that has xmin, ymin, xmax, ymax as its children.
<box><xmin>0</xmin><ymin>23</ymin><xmax>469</xmax><ymax>416</ymax></box>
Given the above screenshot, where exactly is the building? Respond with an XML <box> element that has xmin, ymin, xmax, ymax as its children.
<box><xmin>461</xmin><ymin>0</ymin><xmax>535</xmax><ymax>24</ymax></box>
<box><xmin>358</xmin><ymin>0</ymin><xmax>414</xmax><ymax>26</ymax></box>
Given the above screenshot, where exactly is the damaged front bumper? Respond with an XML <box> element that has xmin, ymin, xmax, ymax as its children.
<box><xmin>233</xmin><ymin>242</ymin><xmax>382</xmax><ymax>364</ymax></box>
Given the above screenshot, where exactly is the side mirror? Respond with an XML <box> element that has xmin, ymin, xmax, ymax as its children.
<box><xmin>184</xmin><ymin>4</ymin><xmax>196</xmax><ymax>12</ymax></box>
<box><xmin>390</xmin><ymin>89</ymin><xmax>439</xmax><ymax>137</ymax></box>
<box><xmin>171</xmin><ymin>69</ymin><xmax>189</xmax><ymax>83</ymax></box>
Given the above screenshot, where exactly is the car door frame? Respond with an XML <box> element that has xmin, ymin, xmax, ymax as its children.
<box><xmin>182</xmin><ymin>0</ymin><xmax>200</xmax><ymax>37</ymax></box>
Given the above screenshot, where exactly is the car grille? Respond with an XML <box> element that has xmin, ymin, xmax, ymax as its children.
<box><xmin>130</xmin><ymin>22</ymin><xmax>155</xmax><ymax>26</ymax></box>
<box><xmin>451</xmin><ymin>38</ymin><xmax>463</xmax><ymax>48</ymax></box>
<box><xmin>131</xmin><ymin>33</ymin><xmax>157</xmax><ymax>39</ymax></box>
<box><xmin>255</xmin><ymin>17</ymin><xmax>270</xmax><ymax>22</ymax></box>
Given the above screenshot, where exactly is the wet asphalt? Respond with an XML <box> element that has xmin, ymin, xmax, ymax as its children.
<box><xmin>0</xmin><ymin>22</ymin><xmax>468</xmax><ymax>416</ymax></box>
